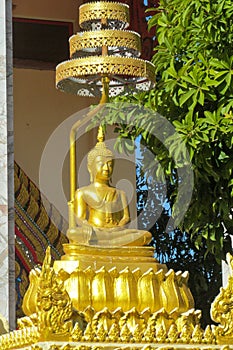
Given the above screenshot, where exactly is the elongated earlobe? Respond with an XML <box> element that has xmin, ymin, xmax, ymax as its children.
<box><xmin>88</xmin><ymin>167</ymin><xmax>93</xmax><ymax>183</ymax></box>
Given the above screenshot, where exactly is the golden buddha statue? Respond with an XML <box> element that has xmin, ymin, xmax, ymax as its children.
<box><xmin>67</xmin><ymin>127</ymin><xmax>152</xmax><ymax>247</ymax></box>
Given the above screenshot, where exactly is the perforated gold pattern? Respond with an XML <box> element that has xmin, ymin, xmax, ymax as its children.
<box><xmin>79</xmin><ymin>1</ymin><xmax>130</xmax><ymax>29</ymax></box>
<box><xmin>69</xmin><ymin>30</ymin><xmax>141</xmax><ymax>58</ymax></box>
<box><xmin>56</xmin><ymin>56</ymin><xmax>155</xmax><ymax>96</ymax></box>
<box><xmin>56</xmin><ymin>0</ymin><xmax>155</xmax><ymax>96</ymax></box>
<box><xmin>57</xmin><ymin>56</ymin><xmax>154</xmax><ymax>82</ymax></box>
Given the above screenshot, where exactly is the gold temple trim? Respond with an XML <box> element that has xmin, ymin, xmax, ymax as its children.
<box><xmin>69</xmin><ymin>29</ymin><xmax>141</xmax><ymax>58</ymax></box>
<box><xmin>56</xmin><ymin>56</ymin><xmax>155</xmax><ymax>86</ymax></box>
<box><xmin>79</xmin><ymin>1</ymin><xmax>130</xmax><ymax>29</ymax></box>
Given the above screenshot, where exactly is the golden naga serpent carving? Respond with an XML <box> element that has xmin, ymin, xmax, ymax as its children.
<box><xmin>36</xmin><ymin>247</ymin><xmax>73</xmax><ymax>341</ymax></box>
<box><xmin>211</xmin><ymin>253</ymin><xmax>233</xmax><ymax>344</ymax></box>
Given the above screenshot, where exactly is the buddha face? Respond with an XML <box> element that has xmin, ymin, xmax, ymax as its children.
<box><xmin>93</xmin><ymin>155</ymin><xmax>113</xmax><ymax>182</ymax></box>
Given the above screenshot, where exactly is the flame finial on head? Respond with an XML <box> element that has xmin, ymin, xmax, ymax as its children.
<box><xmin>97</xmin><ymin>125</ymin><xmax>105</xmax><ymax>143</ymax></box>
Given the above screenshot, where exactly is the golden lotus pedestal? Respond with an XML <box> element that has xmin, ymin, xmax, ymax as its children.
<box><xmin>54</xmin><ymin>243</ymin><xmax>167</xmax><ymax>273</ymax></box>
<box><xmin>53</xmin><ymin>243</ymin><xmax>171</xmax><ymax>314</ymax></box>
<box><xmin>51</xmin><ymin>243</ymin><xmax>198</xmax><ymax>335</ymax></box>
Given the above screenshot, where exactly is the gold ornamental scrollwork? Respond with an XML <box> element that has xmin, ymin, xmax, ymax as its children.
<box><xmin>211</xmin><ymin>253</ymin><xmax>233</xmax><ymax>344</ymax></box>
<box><xmin>36</xmin><ymin>247</ymin><xmax>73</xmax><ymax>341</ymax></box>
<box><xmin>79</xmin><ymin>1</ymin><xmax>130</xmax><ymax>29</ymax></box>
<box><xmin>56</xmin><ymin>56</ymin><xmax>155</xmax><ymax>87</ymax></box>
<box><xmin>69</xmin><ymin>30</ymin><xmax>141</xmax><ymax>58</ymax></box>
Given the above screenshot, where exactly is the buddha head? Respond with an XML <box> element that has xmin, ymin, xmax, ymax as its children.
<box><xmin>87</xmin><ymin>126</ymin><xmax>114</xmax><ymax>182</ymax></box>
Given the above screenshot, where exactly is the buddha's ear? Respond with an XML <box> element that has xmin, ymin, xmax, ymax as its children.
<box><xmin>87</xmin><ymin>166</ymin><xmax>93</xmax><ymax>182</ymax></box>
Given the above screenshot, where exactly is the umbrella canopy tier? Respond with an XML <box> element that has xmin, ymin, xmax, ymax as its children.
<box><xmin>56</xmin><ymin>56</ymin><xmax>155</xmax><ymax>97</ymax></box>
<box><xmin>79</xmin><ymin>1</ymin><xmax>130</xmax><ymax>30</ymax></box>
<box><xmin>69</xmin><ymin>30</ymin><xmax>141</xmax><ymax>58</ymax></box>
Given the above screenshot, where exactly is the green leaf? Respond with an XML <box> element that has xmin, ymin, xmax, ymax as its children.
<box><xmin>179</xmin><ymin>89</ymin><xmax>196</xmax><ymax>106</ymax></box>
<box><xmin>198</xmin><ymin>90</ymin><xmax>205</xmax><ymax>105</ymax></box>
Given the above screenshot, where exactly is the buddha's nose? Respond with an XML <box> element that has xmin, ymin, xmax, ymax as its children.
<box><xmin>103</xmin><ymin>163</ymin><xmax>108</xmax><ymax>170</ymax></box>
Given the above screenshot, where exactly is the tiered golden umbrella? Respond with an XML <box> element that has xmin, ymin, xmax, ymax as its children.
<box><xmin>56</xmin><ymin>1</ymin><xmax>155</xmax><ymax>102</ymax></box>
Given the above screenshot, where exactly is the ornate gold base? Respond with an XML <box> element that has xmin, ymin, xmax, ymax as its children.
<box><xmin>3</xmin><ymin>341</ymin><xmax>233</xmax><ymax>350</ymax></box>
<box><xmin>217</xmin><ymin>335</ymin><xmax>233</xmax><ymax>346</ymax></box>
<box><xmin>4</xmin><ymin>248</ymin><xmax>233</xmax><ymax>349</ymax></box>
<box><xmin>51</xmin><ymin>243</ymin><xmax>195</xmax><ymax>315</ymax></box>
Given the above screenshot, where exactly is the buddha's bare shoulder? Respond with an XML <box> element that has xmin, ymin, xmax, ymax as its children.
<box><xmin>75</xmin><ymin>185</ymin><xmax>99</xmax><ymax>204</ymax></box>
<box><xmin>75</xmin><ymin>184</ymin><xmax>96</xmax><ymax>195</ymax></box>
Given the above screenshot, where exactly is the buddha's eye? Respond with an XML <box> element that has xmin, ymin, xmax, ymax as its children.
<box><xmin>96</xmin><ymin>161</ymin><xmax>104</xmax><ymax>166</ymax></box>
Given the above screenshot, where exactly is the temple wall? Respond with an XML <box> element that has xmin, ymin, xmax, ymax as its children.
<box><xmin>12</xmin><ymin>0</ymin><xmax>81</xmax><ymax>31</ymax></box>
<box><xmin>14</xmin><ymin>68</ymin><xmax>96</xmax><ymax>192</ymax></box>
<box><xmin>0</xmin><ymin>0</ymin><xmax>15</xmax><ymax>329</ymax></box>
<box><xmin>12</xmin><ymin>0</ymin><xmax>87</xmax><ymax>192</ymax></box>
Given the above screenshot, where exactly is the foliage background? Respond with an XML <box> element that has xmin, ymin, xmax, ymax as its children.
<box><xmin>146</xmin><ymin>0</ymin><xmax>233</xmax><ymax>260</ymax></box>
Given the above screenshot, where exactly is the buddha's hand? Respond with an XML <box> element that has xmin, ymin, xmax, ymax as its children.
<box><xmin>82</xmin><ymin>221</ymin><xmax>93</xmax><ymax>241</ymax></box>
<box><xmin>67</xmin><ymin>224</ymin><xmax>92</xmax><ymax>245</ymax></box>
<box><xmin>118</xmin><ymin>217</ymin><xmax>130</xmax><ymax>227</ymax></box>
<box><xmin>96</xmin><ymin>227</ymin><xmax>116</xmax><ymax>232</ymax></box>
